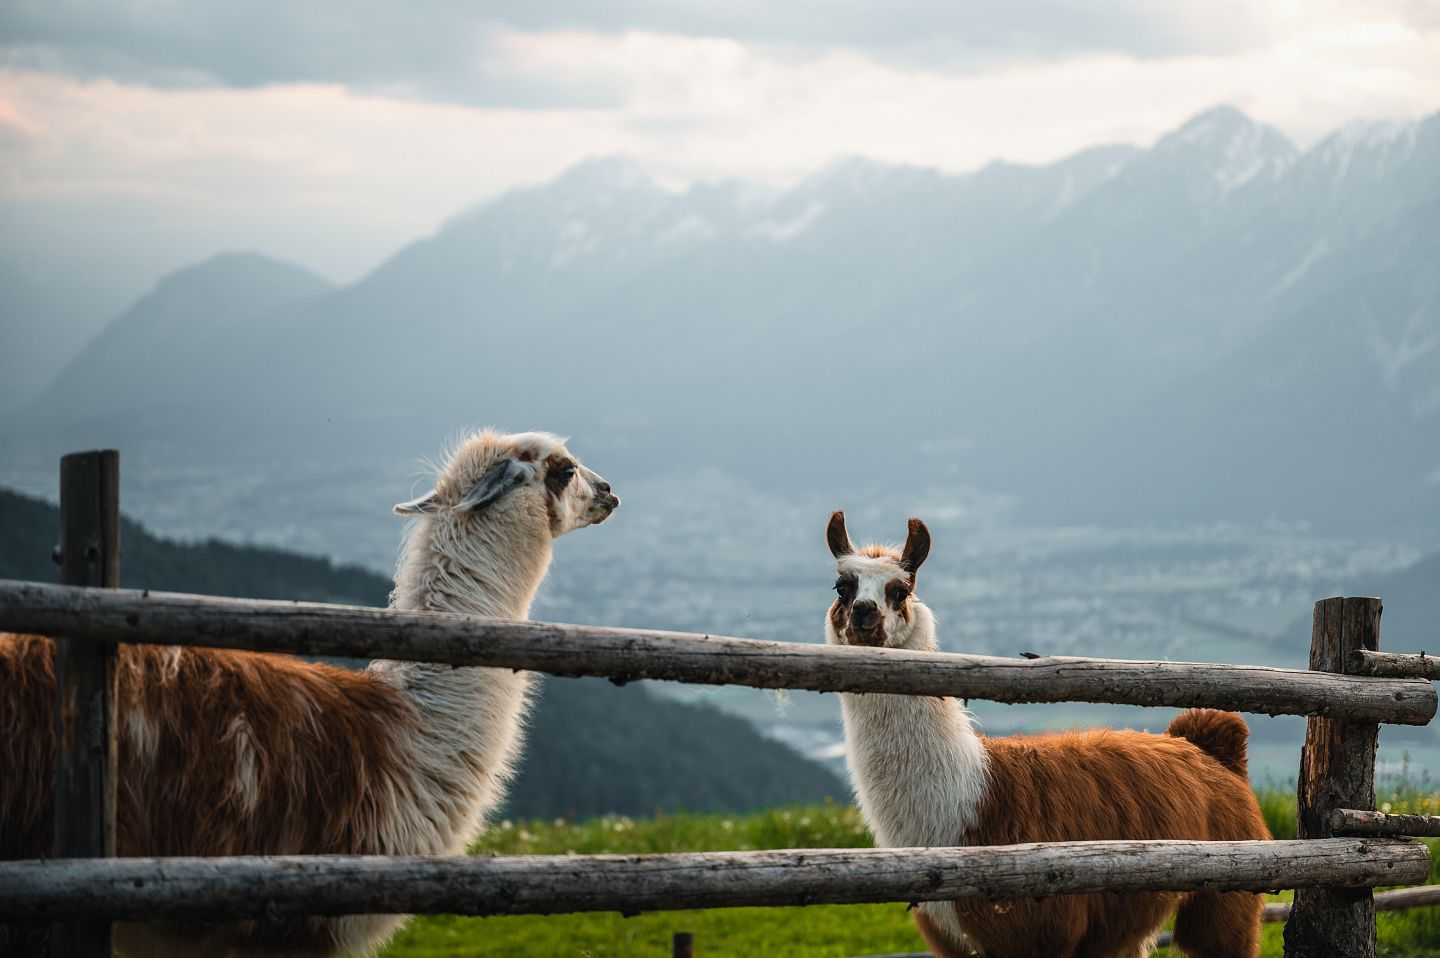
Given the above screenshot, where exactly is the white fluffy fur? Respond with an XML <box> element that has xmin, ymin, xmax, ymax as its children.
<box><xmin>6</xmin><ymin>431</ymin><xmax>617</xmax><ymax>958</ymax></box>
<box><xmin>369</xmin><ymin>430</ymin><xmax>616</xmax><ymax>859</ymax></box>
<box><xmin>827</xmin><ymin>550</ymin><xmax>989</xmax><ymax>952</ymax></box>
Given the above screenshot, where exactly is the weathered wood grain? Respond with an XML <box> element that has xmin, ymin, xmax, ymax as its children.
<box><xmin>1286</xmin><ymin>596</ymin><xmax>1383</xmax><ymax>958</ymax></box>
<box><xmin>1349</xmin><ymin>650</ymin><xmax>1440</xmax><ymax>680</ymax></box>
<box><xmin>52</xmin><ymin>451</ymin><xmax>120</xmax><ymax>958</ymax></box>
<box><xmin>1329</xmin><ymin>809</ymin><xmax>1440</xmax><ymax>838</ymax></box>
<box><xmin>0</xmin><ymin>840</ymin><xmax>1428</xmax><ymax>922</ymax></box>
<box><xmin>0</xmin><ymin>581</ymin><xmax>1433</xmax><ymax>723</ymax></box>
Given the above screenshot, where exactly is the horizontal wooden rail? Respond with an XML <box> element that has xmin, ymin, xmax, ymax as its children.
<box><xmin>1370</xmin><ymin>884</ymin><xmax>1440</xmax><ymax>912</ymax></box>
<box><xmin>1329</xmin><ymin>809</ymin><xmax>1440</xmax><ymax>838</ymax></box>
<box><xmin>0</xmin><ymin>840</ymin><xmax>1428</xmax><ymax>922</ymax></box>
<box><xmin>1267</xmin><ymin>885</ymin><xmax>1440</xmax><ymax>922</ymax></box>
<box><xmin>1153</xmin><ymin>886</ymin><xmax>1440</xmax><ymax>948</ymax></box>
<box><xmin>1349</xmin><ymin>649</ymin><xmax>1440</xmax><ymax>680</ymax></box>
<box><xmin>0</xmin><ymin>581</ymin><xmax>1434</xmax><ymax>724</ymax></box>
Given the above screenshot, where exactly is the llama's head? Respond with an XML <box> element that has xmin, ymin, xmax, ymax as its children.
<box><xmin>823</xmin><ymin>511</ymin><xmax>934</xmax><ymax>651</ymax></box>
<box><xmin>394</xmin><ymin>430</ymin><xmax>619</xmax><ymax>537</ymax></box>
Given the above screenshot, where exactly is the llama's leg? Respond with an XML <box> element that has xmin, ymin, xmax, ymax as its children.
<box><xmin>1105</xmin><ymin>937</ymin><xmax>1157</xmax><ymax>958</ymax></box>
<box><xmin>1171</xmin><ymin>891</ymin><xmax>1262</xmax><ymax>958</ymax></box>
<box><xmin>1074</xmin><ymin>930</ymin><xmax>1157</xmax><ymax>958</ymax></box>
<box><xmin>914</xmin><ymin>909</ymin><xmax>979</xmax><ymax>958</ymax></box>
<box><xmin>0</xmin><ymin>921</ymin><xmax>47</xmax><ymax>958</ymax></box>
<box><xmin>926</xmin><ymin>902</ymin><xmax>1089</xmax><ymax>958</ymax></box>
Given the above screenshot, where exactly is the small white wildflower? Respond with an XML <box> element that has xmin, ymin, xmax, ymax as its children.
<box><xmin>500</xmin><ymin>820</ymin><xmax>513</xmax><ymax>830</ymax></box>
<box><xmin>1381</xmin><ymin>802</ymin><xmax>1393</xmax><ymax>813</ymax></box>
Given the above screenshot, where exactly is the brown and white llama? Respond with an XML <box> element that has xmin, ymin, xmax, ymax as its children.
<box><xmin>824</xmin><ymin>511</ymin><xmax>1270</xmax><ymax>958</ymax></box>
<box><xmin>0</xmin><ymin>430</ymin><xmax>619</xmax><ymax>958</ymax></box>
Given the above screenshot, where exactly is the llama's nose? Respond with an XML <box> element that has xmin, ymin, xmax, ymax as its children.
<box><xmin>852</xmin><ymin>600</ymin><xmax>880</xmax><ymax>630</ymax></box>
<box><xmin>594</xmin><ymin>479</ymin><xmax>612</xmax><ymax>494</ymax></box>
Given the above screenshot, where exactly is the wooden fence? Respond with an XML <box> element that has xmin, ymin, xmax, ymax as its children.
<box><xmin>2</xmin><ymin>450</ymin><xmax>1439</xmax><ymax>958</ymax></box>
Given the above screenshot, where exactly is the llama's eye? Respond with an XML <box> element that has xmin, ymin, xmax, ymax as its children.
<box><xmin>557</xmin><ymin>466</ymin><xmax>576</xmax><ymax>484</ymax></box>
<box><xmin>835</xmin><ymin>579</ymin><xmax>854</xmax><ymax>597</ymax></box>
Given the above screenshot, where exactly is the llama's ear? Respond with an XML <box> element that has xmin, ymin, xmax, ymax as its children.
<box><xmin>457</xmin><ymin>458</ymin><xmax>534</xmax><ymax>513</ymax></box>
<box><xmin>393</xmin><ymin>490</ymin><xmax>440</xmax><ymax>516</ymax></box>
<box><xmin>827</xmin><ymin>510</ymin><xmax>854</xmax><ymax>558</ymax></box>
<box><xmin>900</xmin><ymin>518</ymin><xmax>930</xmax><ymax>574</ymax></box>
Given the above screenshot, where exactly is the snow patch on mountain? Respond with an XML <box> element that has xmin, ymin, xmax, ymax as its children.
<box><xmin>551</xmin><ymin>219</ymin><xmax>600</xmax><ymax>268</ymax></box>
<box><xmin>1305</xmin><ymin>118</ymin><xmax>1421</xmax><ymax>181</ymax></box>
<box><xmin>1266</xmin><ymin>241</ymin><xmax>1329</xmax><ymax>299</ymax></box>
<box><xmin>750</xmin><ymin>200</ymin><xmax>827</xmax><ymax>242</ymax></box>
<box><xmin>657</xmin><ymin>214</ymin><xmax>718</xmax><ymax>245</ymax></box>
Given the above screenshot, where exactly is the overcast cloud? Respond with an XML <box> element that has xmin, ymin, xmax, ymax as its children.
<box><xmin>0</xmin><ymin>0</ymin><xmax>1287</xmax><ymax>109</ymax></box>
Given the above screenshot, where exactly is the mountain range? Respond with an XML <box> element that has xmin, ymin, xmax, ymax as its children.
<box><xmin>4</xmin><ymin>104</ymin><xmax>1438</xmax><ymax>534</ymax></box>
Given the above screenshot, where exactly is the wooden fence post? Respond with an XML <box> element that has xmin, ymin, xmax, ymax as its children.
<box><xmin>1283</xmin><ymin>596</ymin><xmax>1382</xmax><ymax>958</ymax></box>
<box><xmin>52</xmin><ymin>450</ymin><xmax>120</xmax><ymax>958</ymax></box>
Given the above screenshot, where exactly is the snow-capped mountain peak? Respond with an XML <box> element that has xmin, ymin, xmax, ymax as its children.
<box><xmin>1152</xmin><ymin>104</ymin><xmax>1298</xmax><ymax>193</ymax></box>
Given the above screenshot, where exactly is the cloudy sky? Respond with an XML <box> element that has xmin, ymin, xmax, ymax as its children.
<box><xmin>1</xmin><ymin>0</ymin><xmax>1438</xmax><ymax>344</ymax></box>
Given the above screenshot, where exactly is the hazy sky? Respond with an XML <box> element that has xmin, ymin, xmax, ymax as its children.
<box><xmin>2</xmin><ymin>0</ymin><xmax>1438</xmax><ymax>304</ymax></box>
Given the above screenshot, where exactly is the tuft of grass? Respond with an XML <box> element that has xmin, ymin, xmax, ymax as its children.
<box><xmin>468</xmin><ymin>800</ymin><xmax>874</xmax><ymax>858</ymax></box>
<box><xmin>383</xmin><ymin>787</ymin><xmax>1440</xmax><ymax>958</ymax></box>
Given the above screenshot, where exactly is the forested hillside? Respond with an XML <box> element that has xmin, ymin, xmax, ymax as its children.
<box><xmin>0</xmin><ymin>487</ymin><xmax>843</xmax><ymax>818</ymax></box>
<box><xmin>0</xmin><ymin>486</ymin><xmax>388</xmax><ymax>605</ymax></box>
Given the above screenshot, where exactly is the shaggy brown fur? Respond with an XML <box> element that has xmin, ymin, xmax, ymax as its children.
<box><xmin>917</xmin><ymin>710</ymin><xmax>1269</xmax><ymax>958</ymax></box>
<box><xmin>0</xmin><ymin>634</ymin><xmax>420</xmax><ymax>957</ymax></box>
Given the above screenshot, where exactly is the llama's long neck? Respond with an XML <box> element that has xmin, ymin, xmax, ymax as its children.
<box><xmin>838</xmin><ymin>604</ymin><xmax>989</xmax><ymax>849</ymax></box>
<box><xmin>389</xmin><ymin>510</ymin><xmax>553</xmax><ymax>619</ymax></box>
<box><xmin>368</xmin><ymin>513</ymin><xmax>554</xmax><ymax>853</ymax></box>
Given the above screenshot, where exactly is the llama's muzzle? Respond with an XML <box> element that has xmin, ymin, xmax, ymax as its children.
<box><xmin>588</xmin><ymin>479</ymin><xmax>620</xmax><ymax>523</ymax></box>
<box><xmin>848</xmin><ymin>600</ymin><xmax>885</xmax><ymax>646</ymax></box>
<box><xmin>848</xmin><ymin>626</ymin><xmax>887</xmax><ymax>647</ymax></box>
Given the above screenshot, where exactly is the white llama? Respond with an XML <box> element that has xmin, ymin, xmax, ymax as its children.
<box><xmin>824</xmin><ymin>511</ymin><xmax>1268</xmax><ymax>958</ymax></box>
<box><xmin>0</xmin><ymin>429</ymin><xmax>618</xmax><ymax>958</ymax></box>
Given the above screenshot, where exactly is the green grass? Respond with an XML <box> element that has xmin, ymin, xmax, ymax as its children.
<box><xmin>381</xmin><ymin>789</ymin><xmax>1440</xmax><ymax>958</ymax></box>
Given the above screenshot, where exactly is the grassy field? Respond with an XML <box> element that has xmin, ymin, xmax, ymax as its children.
<box><xmin>381</xmin><ymin>786</ymin><xmax>1440</xmax><ymax>958</ymax></box>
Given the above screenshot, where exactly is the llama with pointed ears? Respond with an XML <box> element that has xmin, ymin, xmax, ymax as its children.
<box><xmin>0</xmin><ymin>430</ymin><xmax>618</xmax><ymax>958</ymax></box>
<box><xmin>824</xmin><ymin>510</ymin><xmax>1269</xmax><ymax>958</ymax></box>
